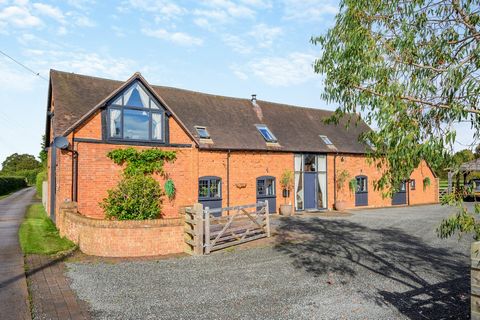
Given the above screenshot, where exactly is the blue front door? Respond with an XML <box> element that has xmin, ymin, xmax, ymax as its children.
<box><xmin>304</xmin><ymin>172</ymin><xmax>317</xmax><ymax>209</ymax></box>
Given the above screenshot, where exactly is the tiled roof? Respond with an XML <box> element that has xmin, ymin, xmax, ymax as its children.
<box><xmin>49</xmin><ymin>69</ymin><xmax>372</xmax><ymax>153</ymax></box>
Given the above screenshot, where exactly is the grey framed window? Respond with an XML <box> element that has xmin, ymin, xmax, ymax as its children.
<box><xmin>356</xmin><ymin>176</ymin><xmax>368</xmax><ymax>193</ymax></box>
<box><xmin>198</xmin><ymin>176</ymin><xmax>222</xmax><ymax>200</ymax></box>
<box><xmin>255</xmin><ymin>124</ymin><xmax>277</xmax><ymax>142</ymax></box>
<box><xmin>257</xmin><ymin>176</ymin><xmax>275</xmax><ymax>197</ymax></box>
<box><xmin>410</xmin><ymin>179</ymin><xmax>416</xmax><ymax>190</ymax></box>
<box><xmin>107</xmin><ymin>81</ymin><xmax>165</xmax><ymax>142</ymax></box>
<box><xmin>195</xmin><ymin>126</ymin><xmax>210</xmax><ymax>139</ymax></box>
<box><xmin>319</xmin><ymin>135</ymin><xmax>333</xmax><ymax>145</ymax></box>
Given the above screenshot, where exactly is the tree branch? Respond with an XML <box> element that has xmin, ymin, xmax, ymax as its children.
<box><xmin>353</xmin><ymin>85</ymin><xmax>480</xmax><ymax>115</ymax></box>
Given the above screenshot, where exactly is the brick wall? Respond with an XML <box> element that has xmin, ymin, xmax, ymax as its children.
<box><xmin>329</xmin><ymin>154</ymin><xmax>438</xmax><ymax>209</ymax></box>
<box><xmin>198</xmin><ymin>150</ymin><xmax>295</xmax><ymax>212</ymax></box>
<box><xmin>57</xmin><ymin>202</ymin><xmax>184</xmax><ymax>257</ymax></box>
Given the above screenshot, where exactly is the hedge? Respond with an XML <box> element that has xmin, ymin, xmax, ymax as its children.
<box><xmin>36</xmin><ymin>171</ymin><xmax>46</xmax><ymax>198</ymax></box>
<box><xmin>0</xmin><ymin>176</ymin><xmax>27</xmax><ymax>196</ymax></box>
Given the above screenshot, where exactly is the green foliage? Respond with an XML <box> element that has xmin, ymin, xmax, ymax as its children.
<box><xmin>36</xmin><ymin>170</ymin><xmax>46</xmax><ymax>198</ymax></box>
<box><xmin>313</xmin><ymin>0</ymin><xmax>480</xmax><ymax>239</ymax></box>
<box><xmin>1</xmin><ymin>153</ymin><xmax>41</xmax><ymax>173</ymax></box>
<box><xmin>106</xmin><ymin>148</ymin><xmax>176</xmax><ymax>177</ymax></box>
<box><xmin>422</xmin><ymin>177</ymin><xmax>431</xmax><ymax>191</ymax></box>
<box><xmin>101</xmin><ymin>148</ymin><xmax>176</xmax><ymax>220</ymax></box>
<box><xmin>164</xmin><ymin>179</ymin><xmax>176</xmax><ymax>200</ymax></box>
<box><xmin>1</xmin><ymin>153</ymin><xmax>42</xmax><ymax>185</ymax></box>
<box><xmin>19</xmin><ymin>204</ymin><xmax>75</xmax><ymax>254</ymax></box>
<box><xmin>336</xmin><ymin>170</ymin><xmax>350</xmax><ymax>191</ymax></box>
<box><xmin>0</xmin><ymin>176</ymin><xmax>27</xmax><ymax>196</ymax></box>
<box><xmin>280</xmin><ymin>170</ymin><xmax>294</xmax><ymax>192</ymax></box>
<box><xmin>39</xmin><ymin>135</ymin><xmax>47</xmax><ymax>167</ymax></box>
<box><xmin>101</xmin><ymin>174</ymin><xmax>163</xmax><ymax>220</ymax></box>
<box><xmin>348</xmin><ymin>178</ymin><xmax>357</xmax><ymax>193</ymax></box>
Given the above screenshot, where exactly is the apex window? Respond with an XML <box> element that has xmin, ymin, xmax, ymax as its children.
<box><xmin>107</xmin><ymin>81</ymin><xmax>166</xmax><ymax>142</ymax></box>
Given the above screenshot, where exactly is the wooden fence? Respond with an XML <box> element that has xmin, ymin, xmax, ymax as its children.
<box><xmin>184</xmin><ymin>202</ymin><xmax>270</xmax><ymax>255</ymax></box>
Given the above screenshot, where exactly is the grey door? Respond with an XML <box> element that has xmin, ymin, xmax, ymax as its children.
<box><xmin>257</xmin><ymin>176</ymin><xmax>276</xmax><ymax>213</ymax></box>
<box><xmin>392</xmin><ymin>181</ymin><xmax>407</xmax><ymax>205</ymax></box>
<box><xmin>304</xmin><ymin>172</ymin><xmax>317</xmax><ymax>209</ymax></box>
<box><xmin>355</xmin><ymin>175</ymin><xmax>368</xmax><ymax>206</ymax></box>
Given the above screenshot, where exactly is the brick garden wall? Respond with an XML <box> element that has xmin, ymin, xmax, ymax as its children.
<box><xmin>57</xmin><ymin>203</ymin><xmax>184</xmax><ymax>257</ymax></box>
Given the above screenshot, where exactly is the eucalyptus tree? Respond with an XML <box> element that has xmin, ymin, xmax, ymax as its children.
<box><xmin>313</xmin><ymin>0</ymin><xmax>480</xmax><ymax>238</ymax></box>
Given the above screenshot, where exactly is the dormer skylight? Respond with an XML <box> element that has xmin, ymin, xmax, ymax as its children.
<box><xmin>195</xmin><ymin>126</ymin><xmax>210</xmax><ymax>139</ymax></box>
<box><xmin>319</xmin><ymin>135</ymin><xmax>333</xmax><ymax>145</ymax></box>
<box><xmin>256</xmin><ymin>125</ymin><xmax>277</xmax><ymax>143</ymax></box>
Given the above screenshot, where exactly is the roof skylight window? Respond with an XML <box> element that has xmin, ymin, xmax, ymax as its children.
<box><xmin>319</xmin><ymin>135</ymin><xmax>333</xmax><ymax>145</ymax></box>
<box><xmin>256</xmin><ymin>125</ymin><xmax>277</xmax><ymax>143</ymax></box>
<box><xmin>195</xmin><ymin>126</ymin><xmax>210</xmax><ymax>139</ymax></box>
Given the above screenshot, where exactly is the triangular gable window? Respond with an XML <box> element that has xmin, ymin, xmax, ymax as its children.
<box><xmin>107</xmin><ymin>80</ymin><xmax>167</xmax><ymax>142</ymax></box>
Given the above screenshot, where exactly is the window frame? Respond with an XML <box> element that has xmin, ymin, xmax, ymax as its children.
<box><xmin>410</xmin><ymin>179</ymin><xmax>416</xmax><ymax>190</ymax></box>
<box><xmin>198</xmin><ymin>176</ymin><xmax>222</xmax><ymax>200</ymax></box>
<box><xmin>319</xmin><ymin>135</ymin><xmax>333</xmax><ymax>145</ymax></box>
<box><xmin>195</xmin><ymin>126</ymin><xmax>210</xmax><ymax>139</ymax></box>
<box><xmin>355</xmin><ymin>175</ymin><xmax>368</xmax><ymax>194</ymax></box>
<box><xmin>255</xmin><ymin>124</ymin><xmax>277</xmax><ymax>143</ymax></box>
<box><xmin>256</xmin><ymin>176</ymin><xmax>276</xmax><ymax>197</ymax></box>
<box><xmin>106</xmin><ymin>81</ymin><xmax>167</xmax><ymax>143</ymax></box>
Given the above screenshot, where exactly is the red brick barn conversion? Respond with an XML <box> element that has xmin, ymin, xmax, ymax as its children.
<box><xmin>45</xmin><ymin>69</ymin><xmax>439</xmax><ymax>257</ymax></box>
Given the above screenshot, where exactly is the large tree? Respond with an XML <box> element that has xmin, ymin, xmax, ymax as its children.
<box><xmin>313</xmin><ymin>0</ymin><xmax>480</xmax><ymax>238</ymax></box>
<box><xmin>1</xmin><ymin>153</ymin><xmax>41</xmax><ymax>174</ymax></box>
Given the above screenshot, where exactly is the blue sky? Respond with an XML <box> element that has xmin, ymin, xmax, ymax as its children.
<box><xmin>0</xmin><ymin>0</ymin><xmax>474</xmax><ymax>166</ymax></box>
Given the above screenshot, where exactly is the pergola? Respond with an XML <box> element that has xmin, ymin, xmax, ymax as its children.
<box><xmin>447</xmin><ymin>158</ymin><xmax>480</xmax><ymax>193</ymax></box>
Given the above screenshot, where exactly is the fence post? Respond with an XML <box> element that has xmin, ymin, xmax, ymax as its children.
<box><xmin>205</xmin><ymin>207</ymin><xmax>211</xmax><ymax>254</ymax></box>
<box><xmin>472</xmin><ymin>242</ymin><xmax>480</xmax><ymax>320</ymax></box>
<box><xmin>264</xmin><ymin>201</ymin><xmax>271</xmax><ymax>237</ymax></box>
<box><xmin>193</xmin><ymin>203</ymin><xmax>204</xmax><ymax>255</ymax></box>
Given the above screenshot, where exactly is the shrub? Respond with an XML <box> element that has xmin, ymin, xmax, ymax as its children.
<box><xmin>36</xmin><ymin>170</ymin><xmax>47</xmax><ymax>198</ymax></box>
<box><xmin>0</xmin><ymin>176</ymin><xmax>27</xmax><ymax>196</ymax></box>
<box><xmin>101</xmin><ymin>174</ymin><xmax>163</xmax><ymax>220</ymax></box>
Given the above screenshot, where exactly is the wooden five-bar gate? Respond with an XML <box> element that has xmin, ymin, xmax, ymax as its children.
<box><xmin>185</xmin><ymin>202</ymin><xmax>271</xmax><ymax>255</ymax></box>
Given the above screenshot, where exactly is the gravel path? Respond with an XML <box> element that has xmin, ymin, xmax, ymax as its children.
<box><xmin>66</xmin><ymin>204</ymin><xmax>471</xmax><ymax>320</ymax></box>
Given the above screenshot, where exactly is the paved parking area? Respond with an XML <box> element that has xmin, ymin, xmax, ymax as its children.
<box><xmin>66</xmin><ymin>204</ymin><xmax>471</xmax><ymax>319</ymax></box>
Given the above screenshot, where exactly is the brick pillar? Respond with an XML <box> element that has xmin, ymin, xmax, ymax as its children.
<box><xmin>472</xmin><ymin>242</ymin><xmax>480</xmax><ymax>320</ymax></box>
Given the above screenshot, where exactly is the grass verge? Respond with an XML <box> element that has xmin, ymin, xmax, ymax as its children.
<box><xmin>19</xmin><ymin>204</ymin><xmax>76</xmax><ymax>255</ymax></box>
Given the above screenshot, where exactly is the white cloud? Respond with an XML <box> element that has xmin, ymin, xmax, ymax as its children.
<box><xmin>229</xmin><ymin>64</ymin><xmax>248</xmax><ymax>80</ymax></box>
<box><xmin>222</xmin><ymin>34</ymin><xmax>252</xmax><ymax>54</ymax></box>
<box><xmin>283</xmin><ymin>0</ymin><xmax>338</xmax><ymax>21</ymax></box>
<box><xmin>32</xmin><ymin>3</ymin><xmax>65</xmax><ymax>24</ymax></box>
<box><xmin>0</xmin><ymin>5</ymin><xmax>43</xmax><ymax>29</ymax></box>
<box><xmin>0</xmin><ymin>58</ymin><xmax>39</xmax><ymax>91</ymax></box>
<box><xmin>73</xmin><ymin>15</ymin><xmax>96</xmax><ymax>27</ymax></box>
<box><xmin>142</xmin><ymin>28</ymin><xmax>203</xmax><ymax>46</ymax></box>
<box><xmin>32</xmin><ymin>50</ymin><xmax>137</xmax><ymax>80</ymax></box>
<box><xmin>240</xmin><ymin>0</ymin><xmax>272</xmax><ymax>9</ymax></box>
<box><xmin>248</xmin><ymin>23</ymin><xmax>282</xmax><ymax>48</ymax></box>
<box><xmin>121</xmin><ymin>0</ymin><xmax>186</xmax><ymax>20</ymax></box>
<box><xmin>194</xmin><ymin>0</ymin><xmax>256</xmax><ymax>28</ymax></box>
<box><xmin>67</xmin><ymin>0</ymin><xmax>96</xmax><ymax>10</ymax></box>
<box><xmin>237</xmin><ymin>52</ymin><xmax>316</xmax><ymax>86</ymax></box>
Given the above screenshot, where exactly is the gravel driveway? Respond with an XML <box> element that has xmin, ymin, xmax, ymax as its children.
<box><xmin>66</xmin><ymin>204</ymin><xmax>471</xmax><ymax>320</ymax></box>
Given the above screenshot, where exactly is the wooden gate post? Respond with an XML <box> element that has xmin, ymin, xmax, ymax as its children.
<box><xmin>205</xmin><ymin>207</ymin><xmax>211</xmax><ymax>254</ymax></box>
<box><xmin>193</xmin><ymin>203</ymin><xmax>204</xmax><ymax>255</ymax></box>
<box><xmin>264</xmin><ymin>201</ymin><xmax>271</xmax><ymax>237</ymax></box>
<box><xmin>472</xmin><ymin>242</ymin><xmax>480</xmax><ymax>320</ymax></box>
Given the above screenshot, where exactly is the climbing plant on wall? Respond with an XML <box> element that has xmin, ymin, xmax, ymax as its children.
<box><xmin>100</xmin><ymin>148</ymin><xmax>176</xmax><ymax>220</ymax></box>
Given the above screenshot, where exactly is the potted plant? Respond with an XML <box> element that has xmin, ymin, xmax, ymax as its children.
<box><xmin>335</xmin><ymin>169</ymin><xmax>351</xmax><ymax>211</ymax></box>
<box><xmin>280</xmin><ymin>170</ymin><xmax>294</xmax><ymax>216</ymax></box>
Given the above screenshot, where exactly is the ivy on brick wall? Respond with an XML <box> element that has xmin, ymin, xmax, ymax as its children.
<box><xmin>100</xmin><ymin>148</ymin><xmax>177</xmax><ymax>220</ymax></box>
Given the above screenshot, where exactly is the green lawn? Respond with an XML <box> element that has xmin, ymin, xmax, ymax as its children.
<box><xmin>19</xmin><ymin>204</ymin><xmax>76</xmax><ymax>255</ymax></box>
